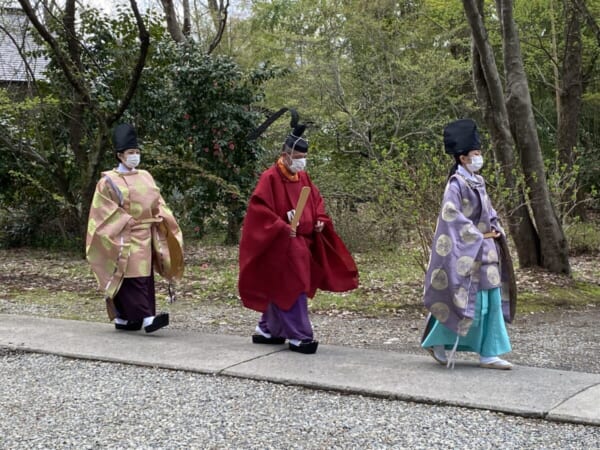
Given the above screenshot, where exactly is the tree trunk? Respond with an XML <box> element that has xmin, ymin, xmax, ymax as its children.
<box><xmin>81</xmin><ymin>130</ymin><xmax>111</xmax><ymax>246</ymax></box>
<box><xmin>182</xmin><ymin>0</ymin><xmax>191</xmax><ymax>36</ymax></box>
<box><xmin>464</xmin><ymin>0</ymin><xmax>541</xmax><ymax>267</ymax></box>
<box><xmin>497</xmin><ymin>0</ymin><xmax>570</xmax><ymax>274</ymax></box>
<box><xmin>64</xmin><ymin>0</ymin><xmax>90</xmax><ymax>232</ymax></box>
<box><xmin>557</xmin><ymin>0</ymin><xmax>584</xmax><ymax>218</ymax></box>
<box><xmin>160</xmin><ymin>0</ymin><xmax>186</xmax><ymax>43</ymax></box>
<box><xmin>224</xmin><ymin>204</ymin><xmax>243</xmax><ymax>245</ymax></box>
<box><xmin>463</xmin><ymin>0</ymin><xmax>570</xmax><ymax>274</ymax></box>
<box><xmin>549</xmin><ymin>0</ymin><xmax>561</xmax><ymax>129</ymax></box>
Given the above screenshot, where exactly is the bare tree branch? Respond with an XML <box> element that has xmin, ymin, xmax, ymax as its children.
<box><xmin>107</xmin><ymin>0</ymin><xmax>150</xmax><ymax>125</ymax></box>
<box><xmin>572</xmin><ymin>0</ymin><xmax>600</xmax><ymax>48</ymax></box>
<box><xmin>207</xmin><ymin>0</ymin><xmax>229</xmax><ymax>54</ymax></box>
<box><xmin>0</xmin><ymin>133</ymin><xmax>49</xmax><ymax>165</ymax></box>
<box><xmin>571</xmin><ymin>0</ymin><xmax>600</xmax><ymax>83</ymax></box>
<box><xmin>17</xmin><ymin>0</ymin><xmax>90</xmax><ymax>102</ymax></box>
<box><xmin>0</xmin><ymin>24</ymin><xmax>39</xmax><ymax>93</ymax></box>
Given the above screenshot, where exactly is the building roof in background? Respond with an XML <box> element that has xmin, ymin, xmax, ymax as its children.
<box><xmin>0</xmin><ymin>7</ymin><xmax>48</xmax><ymax>83</ymax></box>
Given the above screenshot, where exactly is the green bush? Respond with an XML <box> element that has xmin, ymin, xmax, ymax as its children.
<box><xmin>565</xmin><ymin>219</ymin><xmax>600</xmax><ymax>255</ymax></box>
<box><xmin>0</xmin><ymin>205</ymin><xmax>82</xmax><ymax>250</ymax></box>
<box><xmin>314</xmin><ymin>140</ymin><xmax>448</xmax><ymax>269</ymax></box>
<box><xmin>0</xmin><ymin>209</ymin><xmax>33</xmax><ymax>248</ymax></box>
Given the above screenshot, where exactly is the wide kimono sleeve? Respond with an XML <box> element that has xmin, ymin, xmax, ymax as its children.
<box><xmin>150</xmin><ymin>175</ymin><xmax>184</xmax><ymax>282</ymax></box>
<box><xmin>85</xmin><ymin>176</ymin><xmax>134</xmax><ymax>302</ymax></box>
<box><xmin>480</xmin><ymin>186</ymin><xmax>516</xmax><ymax>323</ymax></box>
<box><xmin>423</xmin><ymin>178</ymin><xmax>486</xmax><ymax>336</ymax></box>
<box><xmin>306</xmin><ymin>177</ymin><xmax>359</xmax><ymax>295</ymax></box>
<box><xmin>488</xmin><ymin>200</ymin><xmax>516</xmax><ymax>323</ymax></box>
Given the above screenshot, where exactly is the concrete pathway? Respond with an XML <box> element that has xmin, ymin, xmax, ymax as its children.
<box><xmin>0</xmin><ymin>314</ymin><xmax>598</xmax><ymax>426</ymax></box>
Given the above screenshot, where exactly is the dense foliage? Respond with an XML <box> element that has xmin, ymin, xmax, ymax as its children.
<box><xmin>0</xmin><ymin>5</ymin><xmax>277</xmax><ymax>247</ymax></box>
<box><xmin>133</xmin><ymin>42</ymin><xmax>280</xmax><ymax>242</ymax></box>
<box><xmin>233</xmin><ymin>0</ymin><xmax>600</xmax><ymax>256</ymax></box>
<box><xmin>1</xmin><ymin>0</ymin><xmax>599</xmax><ymax>263</ymax></box>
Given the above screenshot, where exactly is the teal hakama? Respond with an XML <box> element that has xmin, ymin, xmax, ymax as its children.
<box><xmin>422</xmin><ymin>287</ymin><xmax>511</xmax><ymax>357</ymax></box>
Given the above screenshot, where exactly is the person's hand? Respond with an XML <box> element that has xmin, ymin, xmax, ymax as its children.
<box><xmin>286</xmin><ymin>209</ymin><xmax>296</xmax><ymax>223</ymax></box>
<box><xmin>490</xmin><ymin>228</ymin><xmax>502</xmax><ymax>239</ymax></box>
<box><xmin>290</xmin><ymin>226</ymin><xmax>297</xmax><ymax>238</ymax></box>
<box><xmin>315</xmin><ymin>220</ymin><xmax>324</xmax><ymax>233</ymax></box>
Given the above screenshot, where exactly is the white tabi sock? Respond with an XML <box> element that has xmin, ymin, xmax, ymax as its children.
<box><xmin>114</xmin><ymin>317</ymin><xmax>128</xmax><ymax>325</ymax></box>
<box><xmin>480</xmin><ymin>356</ymin><xmax>501</xmax><ymax>364</ymax></box>
<box><xmin>255</xmin><ymin>325</ymin><xmax>272</xmax><ymax>338</ymax></box>
<box><xmin>143</xmin><ymin>316</ymin><xmax>155</xmax><ymax>328</ymax></box>
<box><xmin>288</xmin><ymin>339</ymin><xmax>301</xmax><ymax>346</ymax></box>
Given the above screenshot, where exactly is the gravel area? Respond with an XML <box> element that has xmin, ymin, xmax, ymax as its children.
<box><xmin>1</xmin><ymin>349</ymin><xmax>599</xmax><ymax>449</ymax></box>
<box><xmin>2</xmin><ymin>283</ymin><xmax>600</xmax><ymax>448</ymax></box>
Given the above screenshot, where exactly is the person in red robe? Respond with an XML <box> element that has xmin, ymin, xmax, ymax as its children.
<box><xmin>238</xmin><ymin>118</ymin><xmax>359</xmax><ymax>354</ymax></box>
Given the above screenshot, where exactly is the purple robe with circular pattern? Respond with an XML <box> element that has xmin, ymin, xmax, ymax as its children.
<box><xmin>423</xmin><ymin>172</ymin><xmax>514</xmax><ymax>336</ymax></box>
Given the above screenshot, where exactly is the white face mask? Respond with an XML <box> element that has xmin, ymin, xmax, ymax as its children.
<box><xmin>125</xmin><ymin>154</ymin><xmax>140</xmax><ymax>169</ymax></box>
<box><xmin>289</xmin><ymin>157</ymin><xmax>306</xmax><ymax>173</ymax></box>
<box><xmin>467</xmin><ymin>155</ymin><xmax>483</xmax><ymax>172</ymax></box>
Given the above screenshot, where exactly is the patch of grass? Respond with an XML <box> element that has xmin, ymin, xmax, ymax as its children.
<box><xmin>311</xmin><ymin>289</ymin><xmax>419</xmax><ymax>316</ymax></box>
<box><xmin>174</xmin><ymin>244</ymin><xmax>240</xmax><ymax>307</ymax></box>
<box><xmin>311</xmin><ymin>248</ymin><xmax>425</xmax><ymax>316</ymax></box>
<box><xmin>354</xmin><ymin>248</ymin><xmax>424</xmax><ymax>285</ymax></box>
<box><xmin>565</xmin><ymin>220</ymin><xmax>600</xmax><ymax>255</ymax></box>
<box><xmin>2</xmin><ymin>287</ymin><xmax>104</xmax><ymax>321</ymax></box>
<box><xmin>2</xmin><ymin>243</ymin><xmax>600</xmax><ymax>320</ymax></box>
<box><xmin>517</xmin><ymin>281</ymin><xmax>600</xmax><ymax>314</ymax></box>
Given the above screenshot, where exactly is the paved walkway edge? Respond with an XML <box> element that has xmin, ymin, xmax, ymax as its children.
<box><xmin>1</xmin><ymin>314</ymin><xmax>598</xmax><ymax>426</ymax></box>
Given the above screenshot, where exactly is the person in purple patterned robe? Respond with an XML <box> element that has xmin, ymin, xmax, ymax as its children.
<box><xmin>421</xmin><ymin>119</ymin><xmax>516</xmax><ymax>370</ymax></box>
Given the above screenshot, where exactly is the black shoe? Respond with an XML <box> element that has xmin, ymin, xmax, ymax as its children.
<box><xmin>115</xmin><ymin>321</ymin><xmax>142</xmax><ymax>331</ymax></box>
<box><xmin>144</xmin><ymin>313</ymin><xmax>169</xmax><ymax>333</ymax></box>
<box><xmin>289</xmin><ymin>340</ymin><xmax>319</xmax><ymax>354</ymax></box>
<box><xmin>252</xmin><ymin>334</ymin><xmax>286</xmax><ymax>345</ymax></box>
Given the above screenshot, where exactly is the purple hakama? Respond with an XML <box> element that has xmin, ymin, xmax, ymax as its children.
<box><xmin>113</xmin><ymin>274</ymin><xmax>156</xmax><ymax>321</ymax></box>
<box><xmin>258</xmin><ymin>293</ymin><xmax>314</xmax><ymax>341</ymax></box>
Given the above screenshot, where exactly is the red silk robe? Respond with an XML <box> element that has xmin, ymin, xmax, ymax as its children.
<box><xmin>238</xmin><ymin>164</ymin><xmax>359</xmax><ymax>312</ymax></box>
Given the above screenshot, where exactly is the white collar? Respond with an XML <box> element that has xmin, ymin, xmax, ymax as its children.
<box><xmin>117</xmin><ymin>163</ymin><xmax>136</xmax><ymax>173</ymax></box>
<box><xmin>457</xmin><ymin>164</ymin><xmax>477</xmax><ymax>181</ymax></box>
